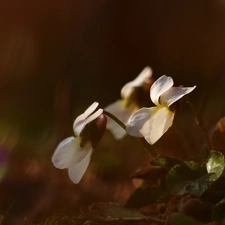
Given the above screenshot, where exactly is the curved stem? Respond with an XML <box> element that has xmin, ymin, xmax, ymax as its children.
<box><xmin>185</xmin><ymin>96</ymin><xmax>212</xmax><ymax>157</ymax></box>
<box><xmin>103</xmin><ymin>110</ymin><xmax>126</xmax><ymax>130</ymax></box>
<box><xmin>103</xmin><ymin>110</ymin><xmax>157</xmax><ymax>157</ymax></box>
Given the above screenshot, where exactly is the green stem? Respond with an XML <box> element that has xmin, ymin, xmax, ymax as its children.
<box><xmin>185</xmin><ymin>96</ymin><xmax>212</xmax><ymax>157</ymax></box>
<box><xmin>103</xmin><ymin>110</ymin><xmax>126</xmax><ymax>130</ymax></box>
<box><xmin>103</xmin><ymin>110</ymin><xmax>157</xmax><ymax>158</ymax></box>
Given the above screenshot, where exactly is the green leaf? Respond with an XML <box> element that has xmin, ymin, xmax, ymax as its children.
<box><xmin>81</xmin><ymin>202</ymin><xmax>164</xmax><ymax>224</ymax></box>
<box><xmin>170</xmin><ymin>213</ymin><xmax>204</xmax><ymax>225</ymax></box>
<box><xmin>166</xmin><ymin>161</ymin><xmax>214</xmax><ymax>196</ymax></box>
<box><xmin>150</xmin><ymin>155</ymin><xmax>182</xmax><ymax>167</ymax></box>
<box><xmin>206</xmin><ymin>151</ymin><xmax>225</xmax><ymax>182</ymax></box>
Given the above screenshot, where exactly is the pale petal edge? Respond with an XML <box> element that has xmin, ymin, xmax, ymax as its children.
<box><xmin>160</xmin><ymin>86</ymin><xmax>196</xmax><ymax>107</ymax></box>
<box><xmin>126</xmin><ymin>107</ymin><xmax>154</xmax><ymax>137</ymax></box>
<box><xmin>150</xmin><ymin>75</ymin><xmax>174</xmax><ymax>106</ymax></box>
<box><xmin>68</xmin><ymin>149</ymin><xmax>93</xmax><ymax>184</ymax></box>
<box><xmin>52</xmin><ymin>136</ymin><xmax>92</xmax><ymax>169</ymax></box>
<box><xmin>127</xmin><ymin>106</ymin><xmax>175</xmax><ymax>144</ymax></box>
<box><xmin>73</xmin><ymin>102</ymin><xmax>100</xmax><ymax>136</ymax></box>
<box><xmin>121</xmin><ymin>66</ymin><xmax>152</xmax><ymax>99</ymax></box>
<box><xmin>52</xmin><ymin>136</ymin><xmax>77</xmax><ymax>169</ymax></box>
<box><xmin>140</xmin><ymin>107</ymin><xmax>175</xmax><ymax>144</ymax></box>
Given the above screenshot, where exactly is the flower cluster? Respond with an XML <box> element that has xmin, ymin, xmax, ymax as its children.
<box><xmin>52</xmin><ymin>68</ymin><xmax>196</xmax><ymax>184</ymax></box>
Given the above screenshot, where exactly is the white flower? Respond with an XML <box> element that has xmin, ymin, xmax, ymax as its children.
<box><xmin>126</xmin><ymin>75</ymin><xmax>196</xmax><ymax>145</ymax></box>
<box><xmin>52</xmin><ymin>102</ymin><xmax>103</xmax><ymax>184</ymax></box>
<box><xmin>105</xmin><ymin>67</ymin><xmax>153</xmax><ymax>140</ymax></box>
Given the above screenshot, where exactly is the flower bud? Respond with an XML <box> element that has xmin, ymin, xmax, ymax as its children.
<box><xmin>80</xmin><ymin>114</ymin><xmax>107</xmax><ymax>149</ymax></box>
<box><xmin>91</xmin><ymin>114</ymin><xmax>107</xmax><ymax>148</ymax></box>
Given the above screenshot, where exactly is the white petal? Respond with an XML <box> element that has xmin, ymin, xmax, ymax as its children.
<box><xmin>160</xmin><ymin>86</ymin><xmax>196</xmax><ymax>107</ymax></box>
<box><xmin>73</xmin><ymin>102</ymin><xmax>100</xmax><ymax>136</ymax></box>
<box><xmin>142</xmin><ymin>107</ymin><xmax>174</xmax><ymax>144</ymax></box>
<box><xmin>84</xmin><ymin>108</ymin><xmax>103</xmax><ymax>125</ymax></box>
<box><xmin>126</xmin><ymin>107</ymin><xmax>154</xmax><ymax>137</ymax></box>
<box><xmin>121</xmin><ymin>67</ymin><xmax>152</xmax><ymax>99</ymax></box>
<box><xmin>105</xmin><ymin>100</ymin><xmax>137</xmax><ymax>139</ymax></box>
<box><xmin>52</xmin><ymin>137</ymin><xmax>91</xmax><ymax>169</ymax></box>
<box><xmin>127</xmin><ymin>106</ymin><xmax>174</xmax><ymax>144</ymax></box>
<box><xmin>68</xmin><ymin>149</ymin><xmax>93</xmax><ymax>184</ymax></box>
<box><xmin>74</xmin><ymin>108</ymin><xmax>103</xmax><ymax>137</ymax></box>
<box><xmin>150</xmin><ymin>75</ymin><xmax>174</xmax><ymax>106</ymax></box>
<box><xmin>83</xmin><ymin>102</ymin><xmax>99</xmax><ymax>116</ymax></box>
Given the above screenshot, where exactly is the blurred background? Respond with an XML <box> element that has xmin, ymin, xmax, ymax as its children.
<box><xmin>0</xmin><ymin>0</ymin><xmax>225</xmax><ymax>224</ymax></box>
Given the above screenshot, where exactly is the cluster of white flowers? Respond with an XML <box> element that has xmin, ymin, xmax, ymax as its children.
<box><xmin>52</xmin><ymin>68</ymin><xmax>196</xmax><ymax>184</ymax></box>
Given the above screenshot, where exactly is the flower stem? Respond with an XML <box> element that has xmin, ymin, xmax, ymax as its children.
<box><xmin>103</xmin><ymin>110</ymin><xmax>126</xmax><ymax>130</ymax></box>
<box><xmin>103</xmin><ymin>110</ymin><xmax>157</xmax><ymax>158</ymax></box>
<box><xmin>185</xmin><ymin>96</ymin><xmax>212</xmax><ymax>157</ymax></box>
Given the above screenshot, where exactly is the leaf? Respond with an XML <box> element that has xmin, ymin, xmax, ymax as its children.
<box><xmin>80</xmin><ymin>202</ymin><xmax>164</xmax><ymax>224</ymax></box>
<box><xmin>206</xmin><ymin>151</ymin><xmax>225</xmax><ymax>182</ymax></box>
<box><xmin>166</xmin><ymin>151</ymin><xmax>225</xmax><ymax>197</ymax></box>
<box><xmin>81</xmin><ymin>202</ymin><xmax>146</xmax><ymax>221</ymax></box>
<box><xmin>166</xmin><ymin>161</ymin><xmax>214</xmax><ymax>196</ymax></box>
<box><xmin>170</xmin><ymin>212</ymin><xmax>204</xmax><ymax>225</ymax></box>
<box><xmin>150</xmin><ymin>155</ymin><xmax>182</xmax><ymax>167</ymax></box>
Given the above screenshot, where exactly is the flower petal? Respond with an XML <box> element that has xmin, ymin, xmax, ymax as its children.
<box><xmin>160</xmin><ymin>86</ymin><xmax>196</xmax><ymax>107</ymax></box>
<box><xmin>76</xmin><ymin>108</ymin><xmax>103</xmax><ymax>140</ymax></box>
<box><xmin>68</xmin><ymin>149</ymin><xmax>93</xmax><ymax>183</ymax></box>
<box><xmin>121</xmin><ymin>67</ymin><xmax>152</xmax><ymax>99</ymax></box>
<box><xmin>105</xmin><ymin>100</ymin><xmax>137</xmax><ymax>139</ymax></box>
<box><xmin>52</xmin><ymin>137</ymin><xmax>91</xmax><ymax>169</ymax></box>
<box><xmin>84</xmin><ymin>108</ymin><xmax>103</xmax><ymax>125</ymax></box>
<box><xmin>126</xmin><ymin>107</ymin><xmax>154</xmax><ymax>137</ymax></box>
<box><xmin>142</xmin><ymin>107</ymin><xmax>174</xmax><ymax>144</ymax></box>
<box><xmin>150</xmin><ymin>75</ymin><xmax>174</xmax><ymax>105</ymax></box>
<box><xmin>127</xmin><ymin>106</ymin><xmax>174</xmax><ymax>144</ymax></box>
<box><xmin>73</xmin><ymin>102</ymin><xmax>100</xmax><ymax>136</ymax></box>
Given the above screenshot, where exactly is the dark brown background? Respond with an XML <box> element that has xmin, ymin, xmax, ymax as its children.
<box><xmin>0</xmin><ymin>0</ymin><xmax>225</xmax><ymax>132</ymax></box>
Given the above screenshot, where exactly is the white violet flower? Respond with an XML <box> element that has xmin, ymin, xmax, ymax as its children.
<box><xmin>126</xmin><ymin>75</ymin><xmax>196</xmax><ymax>145</ymax></box>
<box><xmin>105</xmin><ymin>66</ymin><xmax>153</xmax><ymax>140</ymax></box>
<box><xmin>52</xmin><ymin>102</ymin><xmax>103</xmax><ymax>184</ymax></box>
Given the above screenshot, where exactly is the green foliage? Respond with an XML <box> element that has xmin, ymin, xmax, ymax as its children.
<box><xmin>84</xmin><ymin>202</ymin><xmax>147</xmax><ymax>221</ymax></box>
<box><xmin>206</xmin><ymin>151</ymin><xmax>225</xmax><ymax>182</ymax></box>
<box><xmin>166</xmin><ymin>161</ymin><xmax>212</xmax><ymax>196</ymax></box>
<box><xmin>150</xmin><ymin>155</ymin><xmax>182</xmax><ymax>167</ymax></box>
<box><xmin>82</xmin><ymin>202</ymin><xmax>164</xmax><ymax>224</ymax></box>
<box><xmin>166</xmin><ymin>151</ymin><xmax>225</xmax><ymax>197</ymax></box>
